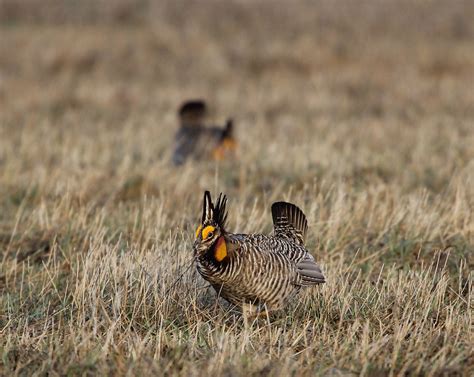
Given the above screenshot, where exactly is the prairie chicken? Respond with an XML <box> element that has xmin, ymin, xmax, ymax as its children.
<box><xmin>172</xmin><ymin>100</ymin><xmax>236</xmax><ymax>165</ymax></box>
<box><xmin>193</xmin><ymin>191</ymin><xmax>325</xmax><ymax>312</ymax></box>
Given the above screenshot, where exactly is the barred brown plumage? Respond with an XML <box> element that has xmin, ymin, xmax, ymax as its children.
<box><xmin>193</xmin><ymin>191</ymin><xmax>325</xmax><ymax>313</ymax></box>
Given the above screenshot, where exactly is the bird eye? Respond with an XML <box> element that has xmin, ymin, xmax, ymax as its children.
<box><xmin>201</xmin><ymin>225</ymin><xmax>216</xmax><ymax>240</ymax></box>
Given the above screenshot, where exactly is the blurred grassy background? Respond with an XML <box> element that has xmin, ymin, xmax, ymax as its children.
<box><xmin>0</xmin><ymin>1</ymin><xmax>473</xmax><ymax>376</ymax></box>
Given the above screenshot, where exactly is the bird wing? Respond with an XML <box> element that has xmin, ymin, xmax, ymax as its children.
<box><xmin>294</xmin><ymin>254</ymin><xmax>325</xmax><ymax>285</ymax></box>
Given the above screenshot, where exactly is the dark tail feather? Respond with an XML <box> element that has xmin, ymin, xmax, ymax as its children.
<box><xmin>178</xmin><ymin>100</ymin><xmax>207</xmax><ymax>127</ymax></box>
<box><xmin>271</xmin><ymin>202</ymin><xmax>308</xmax><ymax>244</ymax></box>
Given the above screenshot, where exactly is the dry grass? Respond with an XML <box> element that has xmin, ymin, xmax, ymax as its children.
<box><xmin>1</xmin><ymin>1</ymin><xmax>473</xmax><ymax>376</ymax></box>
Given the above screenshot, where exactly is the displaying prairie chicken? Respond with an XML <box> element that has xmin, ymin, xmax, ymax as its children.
<box><xmin>193</xmin><ymin>191</ymin><xmax>325</xmax><ymax>312</ymax></box>
<box><xmin>172</xmin><ymin>100</ymin><xmax>237</xmax><ymax>165</ymax></box>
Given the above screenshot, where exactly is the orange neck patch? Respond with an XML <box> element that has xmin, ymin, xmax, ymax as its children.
<box><xmin>212</xmin><ymin>138</ymin><xmax>237</xmax><ymax>161</ymax></box>
<box><xmin>213</xmin><ymin>236</ymin><xmax>228</xmax><ymax>262</ymax></box>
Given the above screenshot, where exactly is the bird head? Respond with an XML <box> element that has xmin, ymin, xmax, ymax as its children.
<box><xmin>193</xmin><ymin>191</ymin><xmax>228</xmax><ymax>261</ymax></box>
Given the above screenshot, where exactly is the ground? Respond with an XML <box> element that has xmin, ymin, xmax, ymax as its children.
<box><xmin>0</xmin><ymin>1</ymin><xmax>473</xmax><ymax>376</ymax></box>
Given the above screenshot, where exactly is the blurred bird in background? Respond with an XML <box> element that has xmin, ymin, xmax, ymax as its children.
<box><xmin>172</xmin><ymin>100</ymin><xmax>237</xmax><ymax>165</ymax></box>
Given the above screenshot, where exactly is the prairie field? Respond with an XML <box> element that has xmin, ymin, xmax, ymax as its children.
<box><xmin>0</xmin><ymin>1</ymin><xmax>473</xmax><ymax>376</ymax></box>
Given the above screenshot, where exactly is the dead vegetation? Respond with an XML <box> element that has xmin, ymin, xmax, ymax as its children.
<box><xmin>0</xmin><ymin>1</ymin><xmax>473</xmax><ymax>376</ymax></box>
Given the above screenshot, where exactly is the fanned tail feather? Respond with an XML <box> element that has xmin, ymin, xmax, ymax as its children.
<box><xmin>271</xmin><ymin>201</ymin><xmax>308</xmax><ymax>245</ymax></box>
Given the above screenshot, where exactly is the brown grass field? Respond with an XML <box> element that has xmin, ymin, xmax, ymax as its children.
<box><xmin>0</xmin><ymin>1</ymin><xmax>473</xmax><ymax>376</ymax></box>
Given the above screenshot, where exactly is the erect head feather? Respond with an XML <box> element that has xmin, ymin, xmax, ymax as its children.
<box><xmin>213</xmin><ymin>193</ymin><xmax>228</xmax><ymax>230</ymax></box>
<box><xmin>202</xmin><ymin>191</ymin><xmax>213</xmax><ymax>224</ymax></box>
<box><xmin>201</xmin><ymin>191</ymin><xmax>228</xmax><ymax>231</ymax></box>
